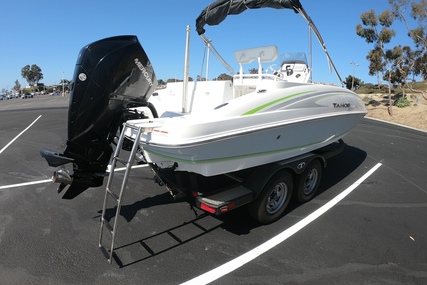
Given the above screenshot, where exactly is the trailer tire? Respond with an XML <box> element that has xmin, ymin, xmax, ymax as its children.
<box><xmin>248</xmin><ymin>170</ymin><xmax>293</xmax><ymax>224</ymax></box>
<box><xmin>293</xmin><ymin>159</ymin><xmax>322</xmax><ymax>203</ymax></box>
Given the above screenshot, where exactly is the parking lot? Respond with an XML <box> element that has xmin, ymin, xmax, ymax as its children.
<box><xmin>1</xmin><ymin>96</ymin><xmax>426</xmax><ymax>284</ymax></box>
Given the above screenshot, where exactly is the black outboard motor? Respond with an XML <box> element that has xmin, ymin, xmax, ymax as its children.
<box><xmin>41</xmin><ymin>35</ymin><xmax>157</xmax><ymax>199</ymax></box>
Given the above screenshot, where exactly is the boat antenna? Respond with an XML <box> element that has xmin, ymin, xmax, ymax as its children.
<box><xmin>308</xmin><ymin>21</ymin><xmax>313</xmax><ymax>83</ymax></box>
<box><xmin>183</xmin><ymin>25</ymin><xmax>191</xmax><ymax>113</ymax></box>
<box><xmin>294</xmin><ymin>5</ymin><xmax>344</xmax><ymax>87</ymax></box>
<box><xmin>200</xmin><ymin>34</ymin><xmax>235</xmax><ymax>75</ymax></box>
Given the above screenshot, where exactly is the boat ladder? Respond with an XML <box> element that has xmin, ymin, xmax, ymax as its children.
<box><xmin>98</xmin><ymin>123</ymin><xmax>143</xmax><ymax>264</ymax></box>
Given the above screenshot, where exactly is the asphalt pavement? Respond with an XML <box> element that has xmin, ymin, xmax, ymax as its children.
<box><xmin>0</xmin><ymin>95</ymin><xmax>426</xmax><ymax>284</ymax></box>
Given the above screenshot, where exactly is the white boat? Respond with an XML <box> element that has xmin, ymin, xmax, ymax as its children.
<box><xmin>124</xmin><ymin>1</ymin><xmax>367</xmax><ymax>178</ymax></box>
<box><xmin>40</xmin><ymin>0</ymin><xmax>366</xmax><ymax>204</ymax></box>
<box><xmin>127</xmin><ymin>80</ymin><xmax>365</xmax><ymax>177</ymax></box>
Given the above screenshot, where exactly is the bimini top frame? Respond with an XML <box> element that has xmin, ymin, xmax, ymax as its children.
<box><xmin>195</xmin><ymin>0</ymin><xmax>344</xmax><ymax>86</ymax></box>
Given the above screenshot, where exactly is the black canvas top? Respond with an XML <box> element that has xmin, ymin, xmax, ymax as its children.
<box><xmin>196</xmin><ymin>0</ymin><xmax>302</xmax><ymax>35</ymax></box>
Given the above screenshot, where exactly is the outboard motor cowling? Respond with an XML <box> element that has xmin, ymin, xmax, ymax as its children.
<box><xmin>41</xmin><ymin>35</ymin><xmax>157</xmax><ymax>199</ymax></box>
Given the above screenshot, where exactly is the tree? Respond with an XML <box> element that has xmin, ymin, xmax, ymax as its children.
<box><xmin>388</xmin><ymin>0</ymin><xmax>427</xmax><ymax>100</ymax></box>
<box><xmin>248</xmin><ymin>68</ymin><xmax>258</xmax><ymax>74</ymax></box>
<box><xmin>381</xmin><ymin>45</ymin><xmax>421</xmax><ymax>98</ymax></box>
<box><xmin>13</xmin><ymin>80</ymin><xmax>21</xmax><ymax>93</ymax></box>
<box><xmin>357</xmin><ymin>10</ymin><xmax>396</xmax><ymax>83</ymax></box>
<box><xmin>344</xmin><ymin>75</ymin><xmax>362</xmax><ymax>90</ymax></box>
<box><xmin>166</xmin><ymin>78</ymin><xmax>182</xmax><ymax>83</ymax></box>
<box><xmin>59</xmin><ymin>79</ymin><xmax>72</xmax><ymax>92</ymax></box>
<box><xmin>357</xmin><ymin>9</ymin><xmax>396</xmax><ymax>114</ymax></box>
<box><xmin>157</xmin><ymin>79</ymin><xmax>166</xmax><ymax>87</ymax></box>
<box><xmin>389</xmin><ymin>0</ymin><xmax>427</xmax><ymax>54</ymax></box>
<box><xmin>383</xmin><ymin>45</ymin><xmax>404</xmax><ymax>92</ymax></box>
<box><xmin>21</xmin><ymin>64</ymin><xmax>43</xmax><ymax>88</ymax></box>
<box><xmin>215</xmin><ymin>73</ymin><xmax>233</xmax><ymax>81</ymax></box>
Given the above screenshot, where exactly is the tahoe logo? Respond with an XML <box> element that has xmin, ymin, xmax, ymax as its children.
<box><xmin>333</xmin><ymin>103</ymin><xmax>350</xmax><ymax>108</ymax></box>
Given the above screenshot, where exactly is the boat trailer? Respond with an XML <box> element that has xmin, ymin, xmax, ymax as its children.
<box><xmin>99</xmin><ymin>122</ymin><xmax>345</xmax><ymax>263</ymax></box>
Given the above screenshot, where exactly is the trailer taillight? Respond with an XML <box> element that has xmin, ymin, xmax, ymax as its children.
<box><xmin>220</xmin><ymin>202</ymin><xmax>235</xmax><ymax>213</ymax></box>
<box><xmin>200</xmin><ymin>202</ymin><xmax>237</xmax><ymax>215</ymax></box>
<box><xmin>200</xmin><ymin>203</ymin><xmax>216</xmax><ymax>214</ymax></box>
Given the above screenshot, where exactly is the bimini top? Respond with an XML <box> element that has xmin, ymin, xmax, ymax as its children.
<box><xmin>196</xmin><ymin>0</ymin><xmax>302</xmax><ymax>35</ymax></box>
<box><xmin>195</xmin><ymin>0</ymin><xmax>344</xmax><ymax>85</ymax></box>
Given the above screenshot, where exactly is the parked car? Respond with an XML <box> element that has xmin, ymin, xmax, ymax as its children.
<box><xmin>6</xmin><ymin>94</ymin><xmax>13</xmax><ymax>100</ymax></box>
<box><xmin>50</xmin><ymin>91</ymin><xmax>60</xmax><ymax>96</ymax></box>
<box><xmin>0</xmin><ymin>94</ymin><xmax>5</xmax><ymax>100</ymax></box>
<box><xmin>22</xmin><ymin>93</ymin><xmax>33</xmax><ymax>99</ymax></box>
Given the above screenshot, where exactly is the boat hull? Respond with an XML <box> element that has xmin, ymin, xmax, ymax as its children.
<box><xmin>129</xmin><ymin>111</ymin><xmax>365</xmax><ymax>177</ymax></box>
<box><xmin>126</xmin><ymin>83</ymin><xmax>366</xmax><ymax>177</ymax></box>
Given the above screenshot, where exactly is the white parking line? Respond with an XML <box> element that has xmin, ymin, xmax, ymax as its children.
<box><xmin>181</xmin><ymin>162</ymin><xmax>383</xmax><ymax>285</ymax></box>
<box><xmin>0</xmin><ymin>115</ymin><xmax>42</xmax><ymax>155</ymax></box>
<box><xmin>107</xmin><ymin>164</ymin><xmax>149</xmax><ymax>172</ymax></box>
<box><xmin>0</xmin><ymin>179</ymin><xmax>52</xmax><ymax>190</ymax></box>
<box><xmin>0</xmin><ymin>164</ymin><xmax>149</xmax><ymax>191</ymax></box>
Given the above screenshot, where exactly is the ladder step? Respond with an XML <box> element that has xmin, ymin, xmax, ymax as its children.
<box><xmin>99</xmin><ymin>244</ymin><xmax>114</xmax><ymax>264</ymax></box>
<box><xmin>115</xmin><ymin>157</ymin><xmax>128</xmax><ymax>166</ymax></box>
<box><xmin>99</xmin><ymin>245</ymin><xmax>111</xmax><ymax>260</ymax></box>
<box><xmin>106</xmin><ymin>188</ymin><xmax>119</xmax><ymax>201</ymax></box>
<box><xmin>102</xmin><ymin>218</ymin><xmax>114</xmax><ymax>233</ymax></box>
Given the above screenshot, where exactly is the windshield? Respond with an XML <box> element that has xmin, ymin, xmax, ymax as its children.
<box><xmin>280</xmin><ymin>52</ymin><xmax>308</xmax><ymax>64</ymax></box>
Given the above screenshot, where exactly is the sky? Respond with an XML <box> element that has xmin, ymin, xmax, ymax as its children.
<box><xmin>0</xmin><ymin>0</ymin><xmax>419</xmax><ymax>92</ymax></box>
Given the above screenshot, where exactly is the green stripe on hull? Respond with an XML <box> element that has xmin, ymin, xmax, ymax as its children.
<box><xmin>241</xmin><ymin>90</ymin><xmax>312</xmax><ymax>115</ymax></box>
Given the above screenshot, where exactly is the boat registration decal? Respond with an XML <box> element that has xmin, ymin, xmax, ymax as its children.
<box><xmin>242</xmin><ymin>91</ymin><xmax>312</xmax><ymax>115</ymax></box>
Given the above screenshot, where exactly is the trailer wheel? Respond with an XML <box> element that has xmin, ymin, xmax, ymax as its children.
<box><xmin>248</xmin><ymin>170</ymin><xmax>293</xmax><ymax>224</ymax></box>
<box><xmin>294</xmin><ymin>159</ymin><xmax>322</xmax><ymax>203</ymax></box>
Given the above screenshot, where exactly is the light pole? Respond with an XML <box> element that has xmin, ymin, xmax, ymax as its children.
<box><xmin>62</xmin><ymin>71</ymin><xmax>65</xmax><ymax>96</ymax></box>
<box><xmin>349</xmin><ymin>61</ymin><xmax>359</xmax><ymax>90</ymax></box>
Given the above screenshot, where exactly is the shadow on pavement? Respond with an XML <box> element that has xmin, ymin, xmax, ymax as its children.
<box><xmin>98</xmin><ymin>143</ymin><xmax>367</xmax><ymax>267</ymax></box>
